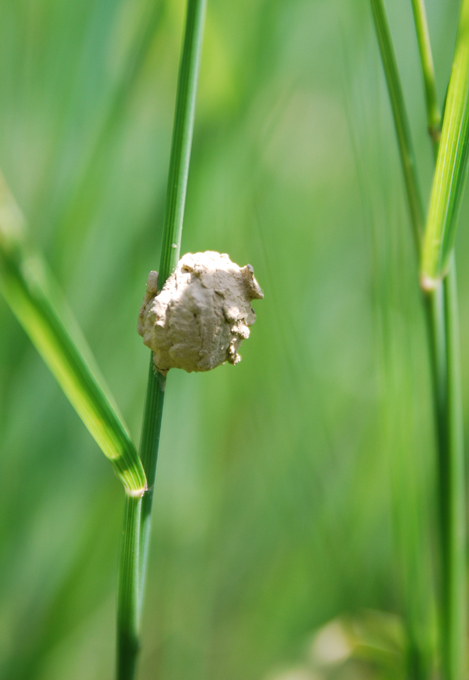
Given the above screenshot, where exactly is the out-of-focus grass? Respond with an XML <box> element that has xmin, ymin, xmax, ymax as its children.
<box><xmin>0</xmin><ymin>0</ymin><xmax>465</xmax><ymax>679</ymax></box>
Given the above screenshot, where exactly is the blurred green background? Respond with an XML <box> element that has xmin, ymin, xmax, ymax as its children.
<box><xmin>0</xmin><ymin>0</ymin><xmax>467</xmax><ymax>678</ymax></box>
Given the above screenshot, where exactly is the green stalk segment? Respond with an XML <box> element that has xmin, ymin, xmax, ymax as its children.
<box><xmin>371</xmin><ymin>0</ymin><xmax>467</xmax><ymax>677</ymax></box>
<box><xmin>370</xmin><ymin>0</ymin><xmax>425</xmax><ymax>250</ymax></box>
<box><xmin>138</xmin><ymin>0</ymin><xmax>207</xmax><ymax>576</ymax></box>
<box><xmin>0</xmin><ymin>174</ymin><xmax>147</xmax><ymax>496</ymax></box>
<box><xmin>440</xmin><ymin>261</ymin><xmax>466</xmax><ymax>680</ymax></box>
<box><xmin>158</xmin><ymin>0</ymin><xmax>207</xmax><ymax>285</ymax></box>
<box><xmin>139</xmin><ymin>365</ymin><xmax>166</xmax><ymax>606</ymax></box>
<box><xmin>410</xmin><ymin>0</ymin><xmax>441</xmax><ymax>144</ymax></box>
<box><xmin>115</xmin><ymin>0</ymin><xmax>207</xmax><ymax>677</ymax></box>
<box><xmin>410</xmin><ymin>1</ymin><xmax>467</xmax><ymax>676</ymax></box>
<box><xmin>370</xmin><ymin>3</ymin><xmax>431</xmax><ymax>676</ymax></box>
<box><xmin>421</xmin><ymin>0</ymin><xmax>469</xmax><ymax>288</ymax></box>
<box><xmin>425</xmin><ymin>262</ymin><xmax>467</xmax><ymax>680</ymax></box>
<box><xmin>117</xmin><ymin>496</ymin><xmax>143</xmax><ymax>680</ymax></box>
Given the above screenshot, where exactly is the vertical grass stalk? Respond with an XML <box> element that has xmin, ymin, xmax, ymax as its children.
<box><xmin>139</xmin><ymin>0</ymin><xmax>206</xmax><ymax>590</ymax></box>
<box><xmin>139</xmin><ymin>365</ymin><xmax>166</xmax><ymax>606</ymax></box>
<box><xmin>116</xmin><ymin>0</ymin><xmax>207</xmax><ymax>678</ymax></box>
<box><xmin>370</xmin><ymin>0</ymin><xmax>425</xmax><ymax>247</ymax></box>
<box><xmin>117</xmin><ymin>496</ymin><xmax>143</xmax><ymax>680</ymax></box>
<box><xmin>158</xmin><ymin>0</ymin><xmax>207</xmax><ymax>283</ymax></box>
<box><xmin>139</xmin><ymin>0</ymin><xmax>206</xmax><ymax>581</ymax></box>
<box><xmin>369</xmin><ymin>3</ymin><xmax>428</xmax><ymax>675</ymax></box>
<box><xmin>410</xmin><ymin>2</ymin><xmax>467</xmax><ymax>677</ymax></box>
<box><xmin>371</xmin><ymin>0</ymin><xmax>466</xmax><ymax>677</ymax></box>
<box><xmin>441</xmin><ymin>265</ymin><xmax>466</xmax><ymax>680</ymax></box>
<box><xmin>410</xmin><ymin>0</ymin><xmax>441</xmax><ymax>144</ymax></box>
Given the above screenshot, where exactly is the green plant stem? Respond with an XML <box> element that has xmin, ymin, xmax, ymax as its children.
<box><xmin>423</xmin><ymin>266</ymin><xmax>466</xmax><ymax>680</ymax></box>
<box><xmin>421</xmin><ymin>0</ymin><xmax>469</xmax><ymax>284</ymax></box>
<box><xmin>371</xmin><ymin>1</ymin><xmax>466</xmax><ymax>678</ymax></box>
<box><xmin>139</xmin><ymin>365</ymin><xmax>166</xmax><ymax>607</ymax></box>
<box><xmin>158</xmin><ymin>0</ymin><xmax>207</xmax><ymax>284</ymax></box>
<box><xmin>138</xmin><ymin>0</ymin><xmax>206</xmax><ymax>579</ymax></box>
<box><xmin>410</xmin><ymin>0</ymin><xmax>441</xmax><ymax>143</ymax></box>
<box><xmin>117</xmin><ymin>496</ymin><xmax>143</xmax><ymax>680</ymax></box>
<box><xmin>370</xmin><ymin>0</ymin><xmax>425</xmax><ymax>250</ymax></box>
<box><xmin>441</xmin><ymin>263</ymin><xmax>466</xmax><ymax>680</ymax></box>
<box><xmin>410</xmin><ymin>2</ymin><xmax>467</xmax><ymax>677</ymax></box>
<box><xmin>116</xmin><ymin>1</ymin><xmax>207</xmax><ymax>678</ymax></box>
<box><xmin>370</xmin><ymin>5</ymin><xmax>429</xmax><ymax>678</ymax></box>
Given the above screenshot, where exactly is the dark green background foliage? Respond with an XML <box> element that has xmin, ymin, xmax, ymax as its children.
<box><xmin>0</xmin><ymin>0</ymin><xmax>466</xmax><ymax>678</ymax></box>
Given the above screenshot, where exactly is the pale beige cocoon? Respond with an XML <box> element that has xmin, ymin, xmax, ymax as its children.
<box><xmin>138</xmin><ymin>251</ymin><xmax>264</xmax><ymax>374</ymax></box>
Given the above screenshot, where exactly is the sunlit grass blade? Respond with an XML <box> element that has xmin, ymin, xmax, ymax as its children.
<box><xmin>0</xmin><ymin>172</ymin><xmax>146</xmax><ymax>496</ymax></box>
<box><xmin>421</xmin><ymin>0</ymin><xmax>469</xmax><ymax>288</ymax></box>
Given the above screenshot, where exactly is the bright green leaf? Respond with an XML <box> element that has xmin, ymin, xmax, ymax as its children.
<box><xmin>0</xmin><ymin>173</ymin><xmax>147</xmax><ymax>497</ymax></box>
<box><xmin>421</xmin><ymin>0</ymin><xmax>469</xmax><ymax>288</ymax></box>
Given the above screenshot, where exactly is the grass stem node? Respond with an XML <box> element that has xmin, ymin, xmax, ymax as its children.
<box><xmin>420</xmin><ymin>274</ymin><xmax>442</xmax><ymax>292</ymax></box>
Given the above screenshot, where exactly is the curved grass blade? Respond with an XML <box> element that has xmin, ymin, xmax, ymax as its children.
<box><xmin>0</xmin><ymin>173</ymin><xmax>147</xmax><ymax>496</ymax></box>
<box><xmin>421</xmin><ymin>0</ymin><xmax>469</xmax><ymax>288</ymax></box>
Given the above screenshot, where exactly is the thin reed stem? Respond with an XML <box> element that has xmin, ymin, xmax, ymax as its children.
<box><xmin>158</xmin><ymin>0</ymin><xmax>207</xmax><ymax>283</ymax></box>
<box><xmin>370</xmin><ymin>0</ymin><xmax>425</xmax><ymax>249</ymax></box>
<box><xmin>117</xmin><ymin>496</ymin><xmax>143</xmax><ymax>680</ymax></box>
<box><xmin>410</xmin><ymin>0</ymin><xmax>441</xmax><ymax>144</ymax></box>
<box><xmin>116</xmin><ymin>1</ymin><xmax>207</xmax><ymax>678</ymax></box>
<box><xmin>371</xmin><ymin>1</ymin><xmax>466</xmax><ymax>677</ymax></box>
<box><xmin>139</xmin><ymin>366</ymin><xmax>166</xmax><ymax>606</ymax></box>
<box><xmin>370</xmin><ymin>5</ymin><xmax>430</xmax><ymax>676</ymax></box>
<box><xmin>139</xmin><ymin>0</ymin><xmax>206</xmax><ymax>583</ymax></box>
<box><xmin>139</xmin><ymin>0</ymin><xmax>206</xmax><ymax>581</ymax></box>
<box><xmin>441</xmin><ymin>264</ymin><xmax>466</xmax><ymax>680</ymax></box>
<box><xmin>410</xmin><ymin>2</ymin><xmax>467</xmax><ymax>677</ymax></box>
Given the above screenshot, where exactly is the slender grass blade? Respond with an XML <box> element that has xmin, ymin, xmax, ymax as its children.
<box><xmin>0</xmin><ymin>173</ymin><xmax>147</xmax><ymax>496</ymax></box>
<box><xmin>421</xmin><ymin>0</ymin><xmax>469</xmax><ymax>288</ymax></box>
